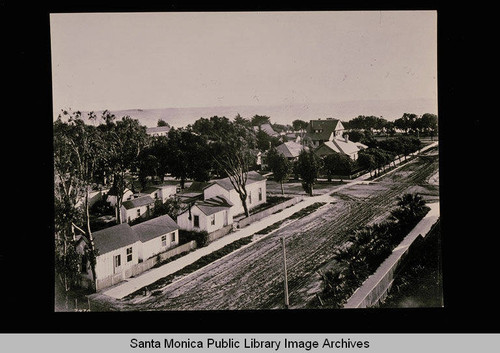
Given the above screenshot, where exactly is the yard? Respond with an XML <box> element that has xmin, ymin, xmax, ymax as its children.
<box><xmin>89</xmin><ymin>150</ymin><xmax>439</xmax><ymax>311</ymax></box>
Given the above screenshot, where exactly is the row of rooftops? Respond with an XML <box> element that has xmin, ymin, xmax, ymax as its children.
<box><xmin>175</xmin><ymin>171</ymin><xmax>266</xmax><ymax>216</ymax></box>
<box><xmin>90</xmin><ymin>214</ymin><xmax>180</xmax><ymax>254</ymax></box>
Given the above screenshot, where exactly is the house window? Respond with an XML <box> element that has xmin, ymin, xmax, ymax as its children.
<box><xmin>258</xmin><ymin>187</ymin><xmax>263</xmax><ymax>201</ymax></box>
<box><xmin>114</xmin><ymin>254</ymin><xmax>121</xmax><ymax>268</ymax></box>
<box><xmin>193</xmin><ymin>215</ymin><xmax>199</xmax><ymax>228</ymax></box>
<box><xmin>210</xmin><ymin>214</ymin><xmax>215</xmax><ymax>226</ymax></box>
<box><xmin>161</xmin><ymin>235</ymin><xmax>167</xmax><ymax>247</ymax></box>
<box><xmin>170</xmin><ymin>232</ymin><xmax>176</xmax><ymax>242</ymax></box>
<box><xmin>154</xmin><ymin>192</ymin><xmax>158</xmax><ymax>199</ymax></box>
<box><xmin>126</xmin><ymin>247</ymin><xmax>133</xmax><ymax>262</ymax></box>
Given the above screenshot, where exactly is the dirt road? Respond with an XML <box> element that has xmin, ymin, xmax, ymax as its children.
<box><xmin>95</xmin><ymin>149</ymin><xmax>439</xmax><ymax>311</ymax></box>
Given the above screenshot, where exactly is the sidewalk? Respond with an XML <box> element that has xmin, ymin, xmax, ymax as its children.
<box><xmin>103</xmin><ymin>141</ymin><xmax>438</xmax><ymax>300</ymax></box>
<box><xmin>103</xmin><ymin>190</ymin><xmax>337</xmax><ymax>299</ymax></box>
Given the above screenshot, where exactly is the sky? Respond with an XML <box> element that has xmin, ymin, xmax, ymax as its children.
<box><xmin>50</xmin><ymin>11</ymin><xmax>437</xmax><ymax>116</ymax></box>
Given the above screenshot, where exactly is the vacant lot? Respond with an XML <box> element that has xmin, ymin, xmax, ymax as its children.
<box><xmin>92</xmin><ymin>151</ymin><xmax>439</xmax><ymax>311</ymax></box>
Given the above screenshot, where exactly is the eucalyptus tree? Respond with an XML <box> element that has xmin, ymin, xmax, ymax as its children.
<box><xmin>53</xmin><ymin>110</ymin><xmax>106</xmax><ymax>287</ymax></box>
<box><xmin>98</xmin><ymin>114</ymin><xmax>149</xmax><ymax>224</ymax></box>
<box><xmin>195</xmin><ymin>116</ymin><xmax>257</xmax><ymax>217</ymax></box>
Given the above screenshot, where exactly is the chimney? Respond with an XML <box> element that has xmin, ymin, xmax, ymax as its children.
<box><xmin>344</xmin><ymin>134</ymin><xmax>349</xmax><ymax>143</ymax></box>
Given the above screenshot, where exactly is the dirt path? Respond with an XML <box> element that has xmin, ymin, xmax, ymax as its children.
<box><xmin>94</xmin><ymin>152</ymin><xmax>439</xmax><ymax>311</ymax></box>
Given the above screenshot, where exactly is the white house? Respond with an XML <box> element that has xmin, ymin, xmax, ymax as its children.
<box><xmin>131</xmin><ymin>214</ymin><xmax>180</xmax><ymax>261</ymax></box>
<box><xmin>120</xmin><ymin>195</ymin><xmax>155</xmax><ymax>223</ymax></box>
<box><xmin>202</xmin><ymin>171</ymin><xmax>267</xmax><ymax>217</ymax></box>
<box><xmin>91</xmin><ymin>223</ymin><xmax>141</xmax><ymax>280</ymax></box>
<box><xmin>275</xmin><ymin>141</ymin><xmax>309</xmax><ymax>162</ymax></box>
<box><xmin>141</xmin><ymin>182</ymin><xmax>177</xmax><ymax>203</ymax></box>
<box><xmin>304</xmin><ymin>118</ymin><xmax>345</xmax><ymax>147</ymax></box>
<box><xmin>106</xmin><ymin>186</ymin><xmax>134</xmax><ymax>207</ymax></box>
<box><xmin>146</xmin><ymin>126</ymin><xmax>170</xmax><ymax>137</ymax></box>
<box><xmin>176</xmin><ymin>195</ymin><xmax>233</xmax><ymax>233</ymax></box>
<box><xmin>314</xmin><ymin>134</ymin><xmax>361</xmax><ymax>161</ymax></box>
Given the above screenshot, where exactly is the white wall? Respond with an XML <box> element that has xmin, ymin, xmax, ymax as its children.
<box><xmin>140</xmin><ymin>230</ymin><xmax>179</xmax><ymax>261</ymax></box>
<box><xmin>158</xmin><ymin>185</ymin><xmax>177</xmax><ymax>203</ymax></box>
<box><xmin>176</xmin><ymin>206</ymin><xmax>232</xmax><ymax>233</ymax></box>
<box><xmin>230</xmin><ymin>180</ymin><xmax>267</xmax><ymax>216</ymax></box>
<box><xmin>107</xmin><ymin>189</ymin><xmax>134</xmax><ymax>207</ymax></box>
<box><xmin>120</xmin><ymin>204</ymin><xmax>153</xmax><ymax>223</ymax></box>
<box><xmin>203</xmin><ymin>183</ymin><xmax>229</xmax><ymax>201</ymax></box>
<box><xmin>95</xmin><ymin>241</ymin><xmax>141</xmax><ymax>280</ymax></box>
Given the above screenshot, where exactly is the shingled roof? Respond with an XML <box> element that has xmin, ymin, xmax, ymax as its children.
<box><xmin>122</xmin><ymin>195</ymin><xmax>155</xmax><ymax>209</ymax></box>
<box><xmin>92</xmin><ymin>223</ymin><xmax>139</xmax><ymax>254</ymax></box>
<box><xmin>196</xmin><ymin>195</ymin><xmax>234</xmax><ymax>216</ymax></box>
<box><xmin>320</xmin><ymin>137</ymin><xmax>360</xmax><ymax>156</ymax></box>
<box><xmin>131</xmin><ymin>214</ymin><xmax>179</xmax><ymax>243</ymax></box>
<box><xmin>276</xmin><ymin>141</ymin><xmax>309</xmax><ymax>159</ymax></box>
<box><xmin>213</xmin><ymin>171</ymin><xmax>266</xmax><ymax>191</ymax></box>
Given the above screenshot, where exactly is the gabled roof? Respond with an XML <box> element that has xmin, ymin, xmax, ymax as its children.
<box><xmin>305</xmin><ymin>119</ymin><xmax>343</xmax><ymax>141</ymax></box>
<box><xmin>184</xmin><ymin>181</ymin><xmax>212</xmax><ymax>193</ymax></box>
<box><xmin>92</xmin><ymin>223</ymin><xmax>139</xmax><ymax>254</ymax></box>
<box><xmin>308</xmin><ymin>118</ymin><xmax>341</xmax><ymax>132</ymax></box>
<box><xmin>122</xmin><ymin>195</ymin><xmax>155</xmax><ymax>209</ymax></box>
<box><xmin>131</xmin><ymin>214</ymin><xmax>179</xmax><ymax>243</ymax></box>
<box><xmin>195</xmin><ymin>195</ymin><xmax>233</xmax><ymax>216</ymax></box>
<box><xmin>212</xmin><ymin>171</ymin><xmax>266</xmax><ymax>191</ymax></box>
<box><xmin>321</xmin><ymin>137</ymin><xmax>360</xmax><ymax>156</ymax></box>
<box><xmin>276</xmin><ymin>141</ymin><xmax>309</xmax><ymax>159</ymax></box>
<box><xmin>259</xmin><ymin>123</ymin><xmax>278</xmax><ymax>136</ymax></box>
<box><xmin>304</xmin><ymin>130</ymin><xmax>333</xmax><ymax>142</ymax></box>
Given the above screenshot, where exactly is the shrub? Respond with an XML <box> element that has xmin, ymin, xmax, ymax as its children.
<box><xmin>179</xmin><ymin>229</ymin><xmax>209</xmax><ymax>247</ymax></box>
<box><xmin>320</xmin><ymin>193</ymin><xmax>430</xmax><ymax>308</ymax></box>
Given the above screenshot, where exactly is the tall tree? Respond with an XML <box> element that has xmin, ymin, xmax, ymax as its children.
<box><xmin>166</xmin><ymin>127</ymin><xmax>211</xmax><ymax>189</ymax></box>
<box><xmin>203</xmin><ymin>118</ymin><xmax>256</xmax><ymax>217</ymax></box>
<box><xmin>321</xmin><ymin>152</ymin><xmax>353</xmax><ymax>182</ymax></box>
<box><xmin>53</xmin><ymin>111</ymin><xmax>106</xmax><ymax>288</ymax></box>
<box><xmin>99</xmin><ymin>115</ymin><xmax>149</xmax><ymax>223</ymax></box>
<box><xmin>292</xmin><ymin>119</ymin><xmax>308</xmax><ymax>131</ymax></box>
<box><xmin>266</xmin><ymin>148</ymin><xmax>292</xmax><ymax>195</ymax></box>
<box><xmin>251</xmin><ymin>114</ymin><xmax>271</xmax><ymax>127</ymax></box>
<box><xmin>296</xmin><ymin>149</ymin><xmax>322</xmax><ymax>196</ymax></box>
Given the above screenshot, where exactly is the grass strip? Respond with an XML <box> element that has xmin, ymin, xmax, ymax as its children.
<box><xmin>124</xmin><ymin>235</ymin><xmax>254</xmax><ymax>299</ymax></box>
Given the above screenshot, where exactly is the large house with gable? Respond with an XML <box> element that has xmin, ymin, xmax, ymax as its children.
<box><xmin>304</xmin><ymin>118</ymin><xmax>345</xmax><ymax>147</ymax></box>
<box><xmin>303</xmin><ymin>118</ymin><xmax>363</xmax><ymax>161</ymax></box>
<box><xmin>176</xmin><ymin>171</ymin><xmax>267</xmax><ymax>233</ymax></box>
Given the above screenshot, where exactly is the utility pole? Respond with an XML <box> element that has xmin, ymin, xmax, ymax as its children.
<box><xmin>281</xmin><ymin>236</ymin><xmax>289</xmax><ymax>309</ymax></box>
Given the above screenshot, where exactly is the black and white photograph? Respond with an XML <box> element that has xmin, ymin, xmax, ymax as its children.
<box><xmin>50</xmin><ymin>10</ymin><xmax>442</xmax><ymax>313</ymax></box>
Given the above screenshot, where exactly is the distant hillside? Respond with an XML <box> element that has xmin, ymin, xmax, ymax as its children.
<box><xmin>61</xmin><ymin>98</ymin><xmax>437</xmax><ymax>128</ymax></box>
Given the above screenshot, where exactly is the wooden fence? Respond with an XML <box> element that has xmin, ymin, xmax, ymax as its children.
<box><xmin>95</xmin><ymin>240</ymin><xmax>197</xmax><ymax>291</ymax></box>
<box><xmin>344</xmin><ymin>205</ymin><xmax>440</xmax><ymax>308</ymax></box>
<box><xmin>236</xmin><ymin>196</ymin><xmax>302</xmax><ymax>229</ymax></box>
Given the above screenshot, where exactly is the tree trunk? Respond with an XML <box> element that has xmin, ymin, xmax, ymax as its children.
<box><xmin>84</xmin><ymin>188</ymin><xmax>98</xmax><ymax>292</ymax></box>
<box><xmin>241</xmin><ymin>195</ymin><xmax>250</xmax><ymax>217</ymax></box>
<box><xmin>280</xmin><ymin>181</ymin><xmax>285</xmax><ymax>196</ymax></box>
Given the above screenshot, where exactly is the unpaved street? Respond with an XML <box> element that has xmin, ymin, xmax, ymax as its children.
<box><xmin>98</xmin><ymin>149</ymin><xmax>439</xmax><ymax>311</ymax></box>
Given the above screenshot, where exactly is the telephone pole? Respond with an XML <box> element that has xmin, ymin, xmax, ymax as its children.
<box><xmin>281</xmin><ymin>236</ymin><xmax>289</xmax><ymax>309</ymax></box>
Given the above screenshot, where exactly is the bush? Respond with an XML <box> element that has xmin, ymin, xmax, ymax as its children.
<box><xmin>319</xmin><ymin>193</ymin><xmax>430</xmax><ymax>308</ymax></box>
<box><xmin>179</xmin><ymin>229</ymin><xmax>209</xmax><ymax>247</ymax></box>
